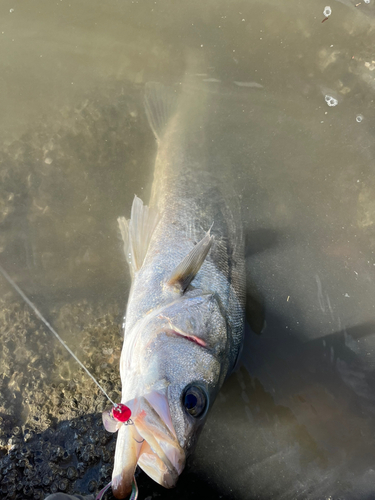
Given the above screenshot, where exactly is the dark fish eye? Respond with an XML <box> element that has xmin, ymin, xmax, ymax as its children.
<box><xmin>183</xmin><ymin>385</ymin><xmax>207</xmax><ymax>418</ymax></box>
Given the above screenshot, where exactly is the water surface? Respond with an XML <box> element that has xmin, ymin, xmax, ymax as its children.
<box><xmin>1</xmin><ymin>0</ymin><xmax>375</xmax><ymax>498</ymax></box>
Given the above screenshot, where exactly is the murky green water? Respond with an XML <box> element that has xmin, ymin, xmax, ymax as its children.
<box><xmin>1</xmin><ymin>0</ymin><xmax>375</xmax><ymax>498</ymax></box>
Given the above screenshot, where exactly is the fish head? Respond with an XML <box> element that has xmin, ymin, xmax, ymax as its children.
<box><xmin>155</xmin><ymin>291</ymin><xmax>230</xmax><ymax>455</ymax></box>
<box><xmin>111</xmin><ymin>290</ymin><xmax>230</xmax><ymax>498</ymax></box>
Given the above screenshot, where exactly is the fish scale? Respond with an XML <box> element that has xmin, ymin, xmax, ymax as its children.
<box><xmin>112</xmin><ymin>79</ymin><xmax>246</xmax><ymax>499</ymax></box>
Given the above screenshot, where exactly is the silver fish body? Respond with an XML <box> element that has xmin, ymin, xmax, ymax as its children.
<box><xmin>111</xmin><ymin>81</ymin><xmax>246</xmax><ymax>498</ymax></box>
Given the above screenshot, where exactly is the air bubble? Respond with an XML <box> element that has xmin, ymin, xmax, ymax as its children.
<box><xmin>325</xmin><ymin>95</ymin><xmax>338</xmax><ymax>107</ymax></box>
<box><xmin>323</xmin><ymin>6</ymin><xmax>332</xmax><ymax>16</ymax></box>
<box><xmin>356</xmin><ymin>114</ymin><xmax>363</xmax><ymax>123</ymax></box>
<box><xmin>364</xmin><ymin>0</ymin><xmax>370</xmax><ymax>3</ymax></box>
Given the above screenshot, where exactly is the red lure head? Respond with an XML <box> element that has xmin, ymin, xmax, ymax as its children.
<box><xmin>112</xmin><ymin>403</ymin><xmax>132</xmax><ymax>423</ymax></box>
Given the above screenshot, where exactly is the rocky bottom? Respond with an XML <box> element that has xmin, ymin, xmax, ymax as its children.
<box><xmin>0</xmin><ymin>295</ymin><xmax>124</xmax><ymax>499</ymax></box>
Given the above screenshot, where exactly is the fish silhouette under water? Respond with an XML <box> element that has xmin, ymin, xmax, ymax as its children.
<box><xmin>108</xmin><ymin>79</ymin><xmax>246</xmax><ymax>498</ymax></box>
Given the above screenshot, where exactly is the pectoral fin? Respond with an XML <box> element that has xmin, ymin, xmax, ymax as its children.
<box><xmin>118</xmin><ymin>196</ymin><xmax>160</xmax><ymax>275</ymax></box>
<box><xmin>168</xmin><ymin>230</ymin><xmax>214</xmax><ymax>292</ymax></box>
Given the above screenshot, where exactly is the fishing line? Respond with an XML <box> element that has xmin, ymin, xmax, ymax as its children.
<box><xmin>0</xmin><ymin>264</ymin><xmax>117</xmax><ymax>407</ymax></box>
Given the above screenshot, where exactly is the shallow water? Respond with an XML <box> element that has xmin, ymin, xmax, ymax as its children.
<box><xmin>1</xmin><ymin>0</ymin><xmax>375</xmax><ymax>498</ymax></box>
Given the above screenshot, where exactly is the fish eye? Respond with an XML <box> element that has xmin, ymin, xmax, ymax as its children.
<box><xmin>183</xmin><ymin>385</ymin><xmax>207</xmax><ymax>418</ymax></box>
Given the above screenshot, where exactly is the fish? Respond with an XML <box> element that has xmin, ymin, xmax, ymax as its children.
<box><xmin>109</xmin><ymin>78</ymin><xmax>246</xmax><ymax>498</ymax></box>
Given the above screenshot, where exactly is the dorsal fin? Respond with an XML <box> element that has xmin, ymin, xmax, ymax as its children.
<box><xmin>144</xmin><ymin>82</ymin><xmax>177</xmax><ymax>141</ymax></box>
<box><xmin>168</xmin><ymin>230</ymin><xmax>214</xmax><ymax>292</ymax></box>
<box><xmin>118</xmin><ymin>196</ymin><xmax>160</xmax><ymax>275</ymax></box>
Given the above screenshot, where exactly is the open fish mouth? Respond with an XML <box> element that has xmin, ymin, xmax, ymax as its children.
<box><xmin>109</xmin><ymin>390</ymin><xmax>185</xmax><ymax>499</ymax></box>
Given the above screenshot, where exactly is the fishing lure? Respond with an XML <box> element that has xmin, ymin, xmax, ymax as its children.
<box><xmin>102</xmin><ymin>402</ymin><xmax>133</xmax><ymax>433</ymax></box>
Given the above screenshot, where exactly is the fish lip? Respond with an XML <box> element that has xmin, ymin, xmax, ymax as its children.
<box><xmin>112</xmin><ymin>392</ymin><xmax>185</xmax><ymax>496</ymax></box>
<box><xmin>134</xmin><ymin>394</ymin><xmax>186</xmax><ymax>481</ymax></box>
<box><xmin>111</xmin><ymin>424</ymin><xmax>142</xmax><ymax>499</ymax></box>
<box><xmin>112</xmin><ymin>471</ymin><xmax>132</xmax><ymax>499</ymax></box>
<box><xmin>137</xmin><ymin>442</ymin><xmax>181</xmax><ymax>489</ymax></box>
